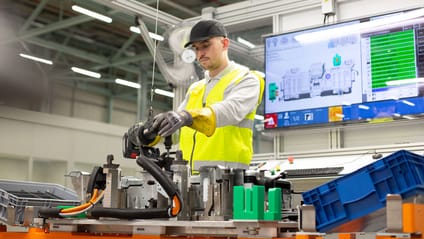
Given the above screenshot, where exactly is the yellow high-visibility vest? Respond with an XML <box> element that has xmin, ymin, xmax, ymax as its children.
<box><xmin>179</xmin><ymin>68</ymin><xmax>264</xmax><ymax>170</ymax></box>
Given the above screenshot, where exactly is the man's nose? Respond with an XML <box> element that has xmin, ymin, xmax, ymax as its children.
<box><xmin>196</xmin><ymin>50</ymin><xmax>205</xmax><ymax>59</ymax></box>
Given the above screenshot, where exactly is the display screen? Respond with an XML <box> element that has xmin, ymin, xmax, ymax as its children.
<box><xmin>264</xmin><ymin>8</ymin><xmax>424</xmax><ymax>129</ymax></box>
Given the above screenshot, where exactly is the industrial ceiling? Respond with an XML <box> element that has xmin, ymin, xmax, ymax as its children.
<box><xmin>0</xmin><ymin>0</ymin><xmax>270</xmax><ymax>116</ymax></box>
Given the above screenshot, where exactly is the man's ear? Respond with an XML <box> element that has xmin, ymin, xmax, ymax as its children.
<box><xmin>222</xmin><ymin>37</ymin><xmax>230</xmax><ymax>49</ymax></box>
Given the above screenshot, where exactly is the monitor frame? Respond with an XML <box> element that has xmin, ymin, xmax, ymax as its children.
<box><xmin>263</xmin><ymin>8</ymin><xmax>424</xmax><ymax>131</ymax></box>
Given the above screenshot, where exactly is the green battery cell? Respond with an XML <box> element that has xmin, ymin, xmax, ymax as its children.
<box><xmin>269</xmin><ymin>82</ymin><xmax>278</xmax><ymax>102</ymax></box>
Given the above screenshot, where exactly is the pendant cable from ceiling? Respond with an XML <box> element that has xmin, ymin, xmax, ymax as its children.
<box><xmin>149</xmin><ymin>0</ymin><xmax>161</xmax><ymax>110</ymax></box>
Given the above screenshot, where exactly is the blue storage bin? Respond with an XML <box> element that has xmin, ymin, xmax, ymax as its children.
<box><xmin>302</xmin><ymin>150</ymin><xmax>424</xmax><ymax>232</ymax></box>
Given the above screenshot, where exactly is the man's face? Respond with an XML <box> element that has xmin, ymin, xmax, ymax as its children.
<box><xmin>191</xmin><ymin>36</ymin><xmax>228</xmax><ymax>71</ymax></box>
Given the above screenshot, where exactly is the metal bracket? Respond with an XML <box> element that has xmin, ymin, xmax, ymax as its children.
<box><xmin>301</xmin><ymin>204</ymin><xmax>317</xmax><ymax>232</ymax></box>
<box><xmin>386</xmin><ymin>194</ymin><xmax>403</xmax><ymax>233</ymax></box>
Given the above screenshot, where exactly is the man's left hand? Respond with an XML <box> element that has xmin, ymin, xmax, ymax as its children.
<box><xmin>150</xmin><ymin>110</ymin><xmax>193</xmax><ymax>137</ymax></box>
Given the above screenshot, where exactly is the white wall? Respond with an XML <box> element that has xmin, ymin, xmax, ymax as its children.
<box><xmin>0</xmin><ymin>106</ymin><xmax>139</xmax><ymax>188</ymax></box>
<box><xmin>49</xmin><ymin>84</ymin><xmax>138</xmax><ymax>127</ymax></box>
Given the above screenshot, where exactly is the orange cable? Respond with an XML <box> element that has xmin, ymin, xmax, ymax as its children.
<box><xmin>171</xmin><ymin>195</ymin><xmax>181</xmax><ymax>216</ymax></box>
<box><xmin>60</xmin><ymin>189</ymin><xmax>99</xmax><ymax>213</ymax></box>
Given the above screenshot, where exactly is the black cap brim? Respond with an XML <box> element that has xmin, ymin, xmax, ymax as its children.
<box><xmin>184</xmin><ymin>36</ymin><xmax>211</xmax><ymax>48</ymax></box>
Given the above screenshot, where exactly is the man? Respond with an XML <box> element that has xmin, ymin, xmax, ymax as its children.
<box><xmin>149</xmin><ymin>19</ymin><xmax>264</xmax><ymax>171</ymax></box>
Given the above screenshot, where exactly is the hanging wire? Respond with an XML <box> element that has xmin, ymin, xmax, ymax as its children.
<box><xmin>149</xmin><ymin>0</ymin><xmax>161</xmax><ymax>104</ymax></box>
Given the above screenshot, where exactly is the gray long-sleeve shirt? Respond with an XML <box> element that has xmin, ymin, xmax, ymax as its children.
<box><xmin>178</xmin><ymin>61</ymin><xmax>261</xmax><ymax>127</ymax></box>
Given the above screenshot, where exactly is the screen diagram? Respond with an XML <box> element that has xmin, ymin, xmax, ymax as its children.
<box><xmin>264</xmin><ymin>9</ymin><xmax>424</xmax><ymax>129</ymax></box>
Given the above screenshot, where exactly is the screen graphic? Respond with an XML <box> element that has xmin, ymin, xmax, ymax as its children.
<box><xmin>264</xmin><ymin>8</ymin><xmax>424</xmax><ymax>129</ymax></box>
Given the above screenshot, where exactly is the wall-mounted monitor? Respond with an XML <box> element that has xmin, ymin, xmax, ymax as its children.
<box><xmin>264</xmin><ymin>8</ymin><xmax>424</xmax><ymax>129</ymax></box>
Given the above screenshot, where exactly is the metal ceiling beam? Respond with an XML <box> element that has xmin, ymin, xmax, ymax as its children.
<box><xmin>26</xmin><ymin>37</ymin><xmax>139</xmax><ymax>74</ymax></box>
<box><xmin>74</xmin><ymin>82</ymin><xmax>169</xmax><ymax>110</ymax></box>
<box><xmin>229</xmin><ymin>40</ymin><xmax>263</xmax><ymax>69</ymax></box>
<box><xmin>2</xmin><ymin>15</ymin><xmax>91</xmax><ymax>44</ymax></box>
<box><xmin>19</xmin><ymin>0</ymin><xmax>50</xmax><ymax>33</ymax></box>
<box><xmin>52</xmin><ymin>37</ymin><xmax>70</xmax><ymax>62</ymax></box>
<box><xmin>127</xmin><ymin>0</ymin><xmax>198</xmax><ymax>17</ymax></box>
<box><xmin>25</xmin><ymin>37</ymin><xmax>168</xmax><ymax>87</ymax></box>
<box><xmin>53</xmin><ymin>74</ymin><xmax>170</xmax><ymax>111</ymax></box>
<box><xmin>112</xmin><ymin>33</ymin><xmax>138</xmax><ymax>59</ymax></box>
<box><xmin>53</xmin><ymin>78</ymin><xmax>169</xmax><ymax>110</ymax></box>
<box><xmin>2</xmin><ymin>8</ymin><xmax>119</xmax><ymax>44</ymax></box>
<box><xmin>160</xmin><ymin>0</ymin><xmax>199</xmax><ymax>17</ymax></box>
<box><xmin>214</xmin><ymin>0</ymin><xmax>320</xmax><ymax>27</ymax></box>
<box><xmin>250</xmin><ymin>46</ymin><xmax>264</xmax><ymax>63</ymax></box>
<box><xmin>55</xmin><ymin>76</ymin><xmax>115</xmax><ymax>83</ymax></box>
<box><xmin>92</xmin><ymin>0</ymin><xmax>182</xmax><ymax>27</ymax></box>
<box><xmin>93</xmin><ymin>52</ymin><xmax>152</xmax><ymax>70</ymax></box>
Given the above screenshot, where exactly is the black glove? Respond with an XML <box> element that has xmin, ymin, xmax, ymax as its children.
<box><xmin>127</xmin><ymin>123</ymin><xmax>143</xmax><ymax>145</ymax></box>
<box><xmin>126</xmin><ymin>121</ymin><xmax>159</xmax><ymax>146</ymax></box>
<box><xmin>150</xmin><ymin>110</ymin><xmax>193</xmax><ymax>137</ymax></box>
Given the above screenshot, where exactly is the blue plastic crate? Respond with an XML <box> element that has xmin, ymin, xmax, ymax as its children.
<box><xmin>302</xmin><ymin>150</ymin><xmax>424</xmax><ymax>232</ymax></box>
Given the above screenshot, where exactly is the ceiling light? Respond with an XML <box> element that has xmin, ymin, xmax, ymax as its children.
<box><xmin>148</xmin><ymin>32</ymin><xmax>165</xmax><ymax>41</ymax></box>
<box><xmin>71</xmin><ymin>67</ymin><xmax>101</xmax><ymax>78</ymax></box>
<box><xmin>19</xmin><ymin>53</ymin><xmax>53</xmax><ymax>65</ymax></box>
<box><xmin>71</xmin><ymin>5</ymin><xmax>112</xmax><ymax>23</ymax></box>
<box><xmin>129</xmin><ymin>26</ymin><xmax>164</xmax><ymax>41</ymax></box>
<box><xmin>154</xmin><ymin>89</ymin><xmax>174</xmax><ymax>98</ymax></box>
<box><xmin>237</xmin><ymin>37</ymin><xmax>255</xmax><ymax>48</ymax></box>
<box><xmin>129</xmin><ymin>26</ymin><xmax>141</xmax><ymax>34</ymax></box>
<box><xmin>115</xmin><ymin>78</ymin><xmax>140</xmax><ymax>89</ymax></box>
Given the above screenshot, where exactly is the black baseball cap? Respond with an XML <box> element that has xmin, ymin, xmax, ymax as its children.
<box><xmin>184</xmin><ymin>20</ymin><xmax>227</xmax><ymax>48</ymax></box>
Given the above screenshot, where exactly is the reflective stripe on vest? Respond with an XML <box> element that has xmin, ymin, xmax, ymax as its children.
<box><xmin>179</xmin><ymin>68</ymin><xmax>264</xmax><ymax>170</ymax></box>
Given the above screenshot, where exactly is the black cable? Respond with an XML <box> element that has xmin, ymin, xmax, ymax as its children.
<box><xmin>38</xmin><ymin>208</ymin><xmax>63</xmax><ymax>218</ymax></box>
<box><xmin>136</xmin><ymin>154</ymin><xmax>179</xmax><ymax>198</ymax></box>
<box><xmin>91</xmin><ymin>207</ymin><xmax>170</xmax><ymax>219</ymax></box>
<box><xmin>189</xmin><ymin>131</ymin><xmax>197</xmax><ymax>174</ymax></box>
<box><xmin>90</xmin><ymin>153</ymin><xmax>182</xmax><ymax>219</ymax></box>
